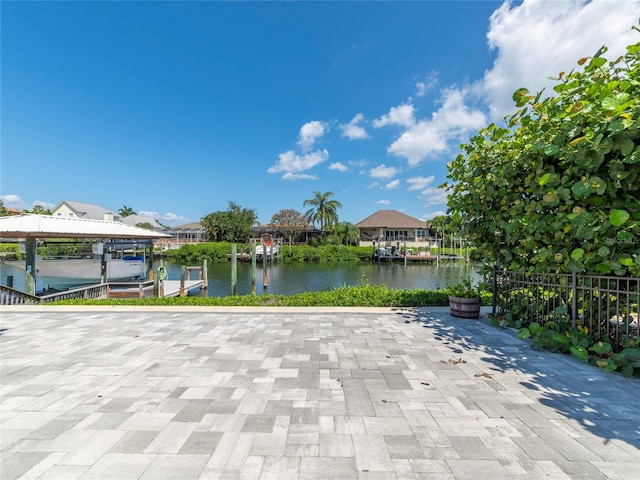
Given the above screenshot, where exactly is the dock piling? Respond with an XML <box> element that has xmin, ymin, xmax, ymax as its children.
<box><xmin>251</xmin><ymin>241</ymin><xmax>257</xmax><ymax>294</ymax></box>
<box><xmin>262</xmin><ymin>244</ymin><xmax>268</xmax><ymax>292</ymax></box>
<box><xmin>231</xmin><ymin>244</ymin><xmax>238</xmax><ymax>295</ymax></box>
<box><xmin>202</xmin><ymin>259</ymin><xmax>208</xmax><ymax>293</ymax></box>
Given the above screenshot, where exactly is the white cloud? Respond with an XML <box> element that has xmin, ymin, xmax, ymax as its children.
<box><xmin>386</xmin><ymin>88</ymin><xmax>486</xmax><ymax>166</ymax></box>
<box><xmin>297</xmin><ymin>121</ymin><xmax>327</xmax><ymax>152</ymax></box>
<box><xmin>138</xmin><ymin>210</ymin><xmax>159</xmax><ymax>218</ymax></box>
<box><xmin>340</xmin><ymin>113</ymin><xmax>370</xmax><ymax>140</ymax></box>
<box><xmin>483</xmin><ymin>0</ymin><xmax>640</xmax><ymax>119</ymax></box>
<box><xmin>385</xmin><ymin>179</ymin><xmax>400</xmax><ymax>190</ymax></box>
<box><xmin>424</xmin><ymin>210</ymin><xmax>446</xmax><ymax>220</ymax></box>
<box><xmin>329</xmin><ymin>162</ymin><xmax>348</xmax><ymax>172</ymax></box>
<box><xmin>33</xmin><ymin>200</ymin><xmax>55</xmax><ymax>209</ymax></box>
<box><xmin>268</xmin><ymin>149</ymin><xmax>329</xmax><ymax>179</ymax></box>
<box><xmin>376</xmin><ymin>199</ymin><xmax>391</xmax><ymax>205</ymax></box>
<box><xmin>1</xmin><ymin>194</ymin><xmax>27</xmax><ymax>209</ymax></box>
<box><xmin>282</xmin><ymin>172</ymin><xmax>318</xmax><ymax>180</ymax></box>
<box><xmin>407</xmin><ymin>176</ymin><xmax>435</xmax><ymax>191</ymax></box>
<box><xmin>420</xmin><ymin>187</ymin><xmax>449</xmax><ymax>206</ymax></box>
<box><xmin>373</xmin><ymin>104</ymin><xmax>416</xmax><ymax>128</ymax></box>
<box><xmin>415</xmin><ymin>72</ymin><xmax>438</xmax><ymax>97</ymax></box>
<box><xmin>348</xmin><ymin>159</ymin><xmax>369</xmax><ymax>167</ymax></box>
<box><xmin>367</xmin><ymin>182</ymin><xmax>380</xmax><ymax>189</ymax></box>
<box><xmin>370</xmin><ymin>164</ymin><xmax>398</xmax><ymax>179</ymax></box>
<box><xmin>163</xmin><ymin>213</ymin><xmax>187</xmax><ymax>224</ymax></box>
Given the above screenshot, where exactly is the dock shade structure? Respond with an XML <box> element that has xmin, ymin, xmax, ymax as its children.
<box><xmin>0</xmin><ymin>214</ymin><xmax>171</xmax><ymax>294</ymax></box>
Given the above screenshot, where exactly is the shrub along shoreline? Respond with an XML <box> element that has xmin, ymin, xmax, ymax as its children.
<box><xmin>164</xmin><ymin>243</ymin><xmax>375</xmax><ymax>264</ymax></box>
<box><xmin>52</xmin><ymin>283</ymin><xmax>493</xmax><ymax>307</ymax></box>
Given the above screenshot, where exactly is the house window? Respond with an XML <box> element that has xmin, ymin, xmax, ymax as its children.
<box><xmin>386</xmin><ymin>230</ymin><xmax>408</xmax><ymax>240</ymax></box>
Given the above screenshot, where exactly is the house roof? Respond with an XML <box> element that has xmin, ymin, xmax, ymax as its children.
<box><xmin>52</xmin><ymin>200</ymin><xmax>115</xmax><ymax>220</ymax></box>
<box><xmin>0</xmin><ymin>214</ymin><xmax>171</xmax><ymax>239</ymax></box>
<box><xmin>166</xmin><ymin>222</ymin><xmax>205</xmax><ymax>233</ymax></box>
<box><xmin>121</xmin><ymin>214</ymin><xmax>164</xmax><ymax>230</ymax></box>
<box><xmin>355</xmin><ymin>210</ymin><xmax>426</xmax><ymax>229</ymax></box>
<box><xmin>253</xmin><ymin>224</ymin><xmax>320</xmax><ymax>234</ymax></box>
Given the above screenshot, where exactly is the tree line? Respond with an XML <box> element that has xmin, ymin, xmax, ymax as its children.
<box><xmin>199</xmin><ymin>191</ymin><xmax>359</xmax><ymax>246</ymax></box>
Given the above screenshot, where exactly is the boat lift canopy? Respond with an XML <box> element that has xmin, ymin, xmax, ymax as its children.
<box><xmin>0</xmin><ymin>214</ymin><xmax>171</xmax><ymax>295</ymax></box>
<box><xmin>0</xmin><ymin>214</ymin><xmax>171</xmax><ymax>239</ymax></box>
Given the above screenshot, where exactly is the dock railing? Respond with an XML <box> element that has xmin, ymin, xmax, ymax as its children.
<box><xmin>492</xmin><ymin>269</ymin><xmax>640</xmax><ymax>350</ymax></box>
<box><xmin>0</xmin><ymin>283</ymin><xmax>110</xmax><ymax>304</ymax></box>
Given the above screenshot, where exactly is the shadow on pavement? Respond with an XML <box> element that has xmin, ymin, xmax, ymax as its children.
<box><xmin>395</xmin><ymin>307</ymin><xmax>640</xmax><ymax>451</ymax></box>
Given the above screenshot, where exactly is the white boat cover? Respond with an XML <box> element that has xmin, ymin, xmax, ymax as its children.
<box><xmin>0</xmin><ymin>214</ymin><xmax>171</xmax><ymax>239</ymax></box>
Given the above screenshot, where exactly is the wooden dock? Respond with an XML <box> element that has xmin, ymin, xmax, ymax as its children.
<box><xmin>162</xmin><ymin>279</ymin><xmax>204</xmax><ymax>297</ymax></box>
<box><xmin>227</xmin><ymin>253</ymin><xmax>252</xmax><ymax>262</ymax></box>
<box><xmin>404</xmin><ymin>254</ymin><xmax>438</xmax><ymax>262</ymax></box>
<box><xmin>107</xmin><ymin>279</ymin><xmax>205</xmax><ymax>298</ymax></box>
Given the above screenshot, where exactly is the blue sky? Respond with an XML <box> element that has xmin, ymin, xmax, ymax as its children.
<box><xmin>2</xmin><ymin>0</ymin><xmax>639</xmax><ymax>226</ymax></box>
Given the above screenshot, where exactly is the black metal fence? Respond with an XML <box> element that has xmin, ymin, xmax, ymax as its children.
<box><xmin>492</xmin><ymin>269</ymin><xmax>640</xmax><ymax>350</ymax></box>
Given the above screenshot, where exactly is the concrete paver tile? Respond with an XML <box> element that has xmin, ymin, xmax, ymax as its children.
<box><xmin>0</xmin><ymin>451</ymin><xmax>49</xmax><ymax>480</ymax></box>
<box><xmin>59</xmin><ymin>429</ymin><xmax>126</xmax><ymax>465</ymax></box>
<box><xmin>139</xmin><ymin>453</ymin><xmax>208</xmax><ymax>480</ymax></box>
<box><xmin>300</xmin><ymin>457</ymin><xmax>357</xmax><ymax>479</ymax></box>
<box><xmin>352</xmin><ymin>434</ymin><xmax>394</xmax><ymax>472</ymax></box>
<box><xmin>76</xmin><ymin>453</ymin><xmax>155</xmax><ymax>480</ymax></box>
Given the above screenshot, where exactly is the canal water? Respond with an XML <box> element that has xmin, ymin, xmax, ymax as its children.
<box><xmin>1</xmin><ymin>260</ymin><xmax>484</xmax><ymax>297</ymax></box>
<box><xmin>164</xmin><ymin>261</ymin><xmax>484</xmax><ymax>297</ymax></box>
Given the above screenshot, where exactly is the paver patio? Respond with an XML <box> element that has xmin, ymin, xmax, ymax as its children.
<box><xmin>1</xmin><ymin>306</ymin><xmax>638</xmax><ymax>479</ymax></box>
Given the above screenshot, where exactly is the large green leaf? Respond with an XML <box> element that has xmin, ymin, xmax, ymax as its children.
<box><xmin>609</xmin><ymin>209</ymin><xmax>630</xmax><ymax>226</ymax></box>
<box><xmin>570</xmin><ymin>248</ymin><xmax>584</xmax><ymax>260</ymax></box>
<box><xmin>620</xmin><ymin>137</ymin><xmax>635</xmax><ymax>156</ymax></box>
<box><xmin>539</xmin><ymin>173</ymin><xmax>552</xmax><ymax>186</ymax></box>
<box><xmin>544</xmin><ymin>145</ymin><xmax>559</xmax><ymax>156</ymax></box>
<box><xmin>570</xmin><ymin>345</ymin><xmax>588</xmax><ymax>360</ymax></box>
<box><xmin>589</xmin><ymin>341</ymin><xmax>612</xmax><ymax>355</ymax></box>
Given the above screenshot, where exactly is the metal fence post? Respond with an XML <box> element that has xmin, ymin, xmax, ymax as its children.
<box><xmin>571</xmin><ymin>272</ymin><xmax>577</xmax><ymax>329</ymax></box>
<box><xmin>492</xmin><ymin>265</ymin><xmax>498</xmax><ymax>316</ymax></box>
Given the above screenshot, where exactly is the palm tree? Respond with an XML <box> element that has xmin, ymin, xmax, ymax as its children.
<box><xmin>118</xmin><ymin>205</ymin><xmax>136</xmax><ymax>217</ymax></box>
<box><xmin>303</xmin><ymin>191</ymin><xmax>342</xmax><ymax>233</ymax></box>
<box><xmin>328</xmin><ymin>221</ymin><xmax>360</xmax><ymax>246</ymax></box>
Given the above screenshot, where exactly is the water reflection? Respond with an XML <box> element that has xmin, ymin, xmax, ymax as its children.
<box><xmin>1</xmin><ymin>259</ymin><xmax>484</xmax><ymax>297</ymax></box>
<box><xmin>165</xmin><ymin>261</ymin><xmax>484</xmax><ymax>297</ymax></box>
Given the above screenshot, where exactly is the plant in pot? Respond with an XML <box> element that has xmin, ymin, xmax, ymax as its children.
<box><xmin>448</xmin><ymin>278</ymin><xmax>483</xmax><ymax>319</ymax></box>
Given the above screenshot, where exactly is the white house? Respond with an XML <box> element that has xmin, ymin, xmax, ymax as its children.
<box><xmin>51</xmin><ymin>200</ymin><xmax>120</xmax><ymax>222</ymax></box>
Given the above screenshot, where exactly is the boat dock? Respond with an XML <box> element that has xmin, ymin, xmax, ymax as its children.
<box><xmin>108</xmin><ymin>279</ymin><xmax>205</xmax><ymax>299</ymax></box>
<box><xmin>372</xmin><ymin>243</ymin><xmax>467</xmax><ymax>264</ymax></box>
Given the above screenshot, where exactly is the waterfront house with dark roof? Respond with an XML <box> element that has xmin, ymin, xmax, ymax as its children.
<box><xmin>355</xmin><ymin>210</ymin><xmax>429</xmax><ymax>245</ymax></box>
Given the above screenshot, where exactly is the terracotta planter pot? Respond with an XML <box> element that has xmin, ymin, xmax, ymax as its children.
<box><xmin>448</xmin><ymin>295</ymin><xmax>481</xmax><ymax>319</ymax></box>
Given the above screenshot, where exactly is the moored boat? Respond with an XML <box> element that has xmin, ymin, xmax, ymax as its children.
<box><xmin>255</xmin><ymin>243</ymin><xmax>281</xmax><ymax>259</ymax></box>
<box><xmin>36</xmin><ymin>256</ymin><xmax>146</xmax><ymax>290</ymax></box>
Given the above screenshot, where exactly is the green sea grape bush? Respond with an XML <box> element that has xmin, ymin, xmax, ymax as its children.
<box><xmin>514</xmin><ymin>321</ymin><xmax>640</xmax><ymax>377</ymax></box>
<box><xmin>445</xmin><ymin>37</ymin><xmax>640</xmax><ymax>276</ymax></box>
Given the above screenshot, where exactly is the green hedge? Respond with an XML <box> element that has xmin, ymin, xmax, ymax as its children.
<box><xmin>51</xmin><ymin>283</ymin><xmax>492</xmax><ymax>307</ymax></box>
<box><xmin>0</xmin><ymin>243</ymin><xmax>20</xmax><ymax>259</ymax></box>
